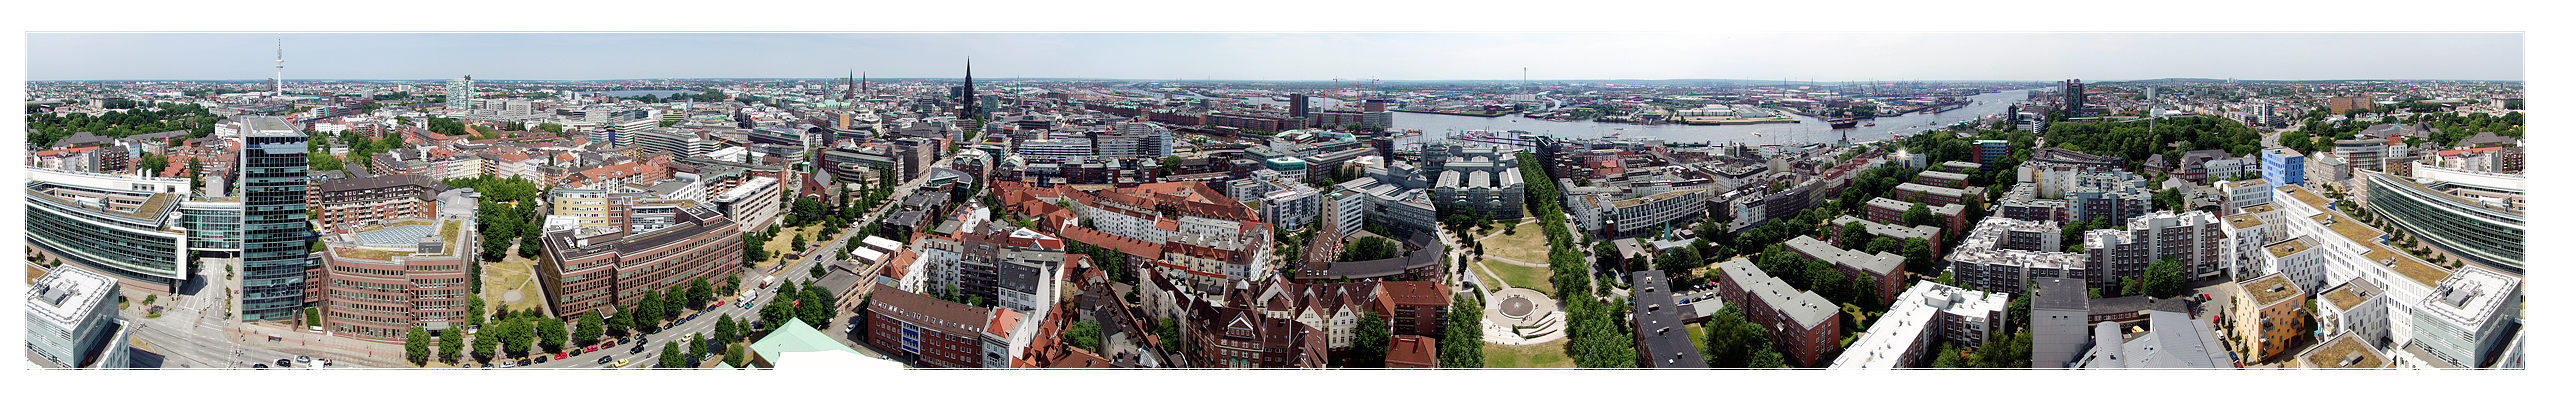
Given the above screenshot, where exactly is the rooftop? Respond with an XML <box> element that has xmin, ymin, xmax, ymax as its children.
<box><xmin>27</xmin><ymin>267</ymin><xmax>115</xmax><ymax>328</ymax></box>
<box><xmin>2239</xmin><ymin>274</ymin><xmax>2302</xmax><ymax>305</ymax></box>
<box><xmin>2264</xmin><ymin>236</ymin><xmax>2318</xmax><ymax>259</ymax></box>
<box><xmin>2320</xmin><ymin>277</ymin><xmax>2382</xmax><ymax>312</ymax></box>
<box><xmin>1719</xmin><ymin>257</ymin><xmax>1841</xmax><ymax>329</ymax></box>
<box><xmin>2300</xmin><ymin>332</ymin><xmax>2389</xmax><ymax>369</ymax></box>
<box><xmin>2417</xmin><ymin>267</ymin><xmax>2520</xmax><ymax>333</ymax></box>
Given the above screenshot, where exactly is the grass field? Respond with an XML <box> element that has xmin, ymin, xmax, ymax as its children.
<box><xmin>1685</xmin><ymin>323</ymin><xmax>1709</xmax><ymax>360</ymax></box>
<box><xmin>480</xmin><ymin>253</ymin><xmax>545</xmax><ymax>314</ymax></box>
<box><xmin>1481</xmin><ymin>259</ymin><xmax>1554</xmax><ymax>294</ymax></box>
<box><xmin>1480</xmin><ymin>221</ymin><xmax>1551</xmax><ymax>264</ymax></box>
<box><xmin>1484</xmin><ymin>338</ymin><xmax>1576</xmax><ymax>369</ymax></box>
<box><xmin>754</xmin><ymin>223</ymin><xmax>827</xmax><ymax>269</ymax></box>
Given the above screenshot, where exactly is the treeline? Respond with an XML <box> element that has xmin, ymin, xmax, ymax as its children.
<box><xmin>1514</xmin><ymin>152</ymin><xmax>1636</xmax><ymax>368</ymax></box>
<box><xmin>27</xmin><ymin>101</ymin><xmax>219</xmax><ymax>147</ymax></box>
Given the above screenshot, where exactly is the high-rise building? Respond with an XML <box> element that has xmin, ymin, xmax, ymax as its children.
<box><xmin>444</xmin><ymin>76</ymin><xmax>473</xmax><ymax>112</ymax></box>
<box><xmin>239</xmin><ymin>116</ymin><xmax>314</xmax><ymax>321</ymax></box>
<box><xmin>2062</xmin><ymin>79</ymin><xmax>2087</xmax><ymax>118</ymax></box>
<box><xmin>1289</xmin><ymin>93</ymin><xmax>1309</xmax><ymax>118</ymax></box>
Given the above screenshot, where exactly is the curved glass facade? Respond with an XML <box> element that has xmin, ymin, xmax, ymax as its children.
<box><xmin>2365</xmin><ymin>174</ymin><xmax>2523</xmax><ymax>272</ymax></box>
<box><xmin>26</xmin><ymin>191</ymin><xmax>190</xmax><ymax>287</ymax></box>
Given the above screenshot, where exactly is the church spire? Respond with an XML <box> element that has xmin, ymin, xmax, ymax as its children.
<box><xmin>962</xmin><ymin>58</ymin><xmax>978</xmax><ymax>119</ymax></box>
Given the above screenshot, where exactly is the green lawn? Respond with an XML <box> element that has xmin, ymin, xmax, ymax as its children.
<box><xmin>1484</xmin><ymin>339</ymin><xmax>1576</xmax><ymax>369</ymax></box>
<box><xmin>1480</xmin><ymin>221</ymin><xmax>1551</xmax><ymax>264</ymax></box>
<box><xmin>1685</xmin><ymin>323</ymin><xmax>1709</xmax><ymax>359</ymax></box>
<box><xmin>480</xmin><ymin>253</ymin><xmax>545</xmax><ymax>314</ymax></box>
<box><xmin>1481</xmin><ymin>259</ymin><xmax>1554</xmax><ymax>294</ymax></box>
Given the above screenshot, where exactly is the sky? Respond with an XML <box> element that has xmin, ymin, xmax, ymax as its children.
<box><xmin>24</xmin><ymin>32</ymin><xmax>2525</xmax><ymax>82</ymax></box>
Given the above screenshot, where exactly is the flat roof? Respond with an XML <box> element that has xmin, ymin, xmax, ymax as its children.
<box><xmin>2300</xmin><ymin>332</ymin><xmax>2388</xmax><ymax>369</ymax></box>
<box><xmin>2418</xmin><ymin>267</ymin><xmax>2520</xmax><ymax>333</ymax></box>
<box><xmin>2320</xmin><ymin>277</ymin><xmax>2382</xmax><ymax>312</ymax></box>
<box><xmin>2226</xmin><ymin>214</ymin><xmax>2264</xmax><ymax>230</ymax></box>
<box><xmin>2265</xmin><ymin>236</ymin><xmax>2318</xmax><ymax>258</ymax></box>
<box><xmin>2239</xmin><ymin>274</ymin><xmax>2302</xmax><ymax>305</ymax></box>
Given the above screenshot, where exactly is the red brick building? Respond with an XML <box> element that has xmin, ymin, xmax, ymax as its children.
<box><xmin>1184</xmin><ymin>283</ymin><xmax>1329</xmax><ymax>368</ymax></box>
<box><xmin>1378</xmin><ymin>281</ymin><xmax>1453</xmax><ymax>337</ymax></box>
<box><xmin>535</xmin><ymin>205</ymin><xmax>746</xmax><ymax>319</ymax></box>
<box><xmin>1716</xmin><ymin>257</ymin><xmax>1844</xmax><ymax>366</ymax></box>
<box><xmin>864</xmin><ymin>283</ymin><xmax>995</xmax><ymax>368</ymax></box>
<box><xmin>317</xmin><ymin>220</ymin><xmax>473</xmax><ymax>342</ymax></box>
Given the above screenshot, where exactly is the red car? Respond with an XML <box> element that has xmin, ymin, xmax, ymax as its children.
<box><xmin>584</xmin><ymin>345</ymin><xmax>600</xmax><ymax>353</ymax></box>
<box><xmin>602</xmin><ymin>341</ymin><xmax>618</xmax><ymax>349</ymax></box>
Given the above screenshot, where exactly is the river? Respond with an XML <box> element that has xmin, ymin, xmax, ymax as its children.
<box><xmin>1390</xmin><ymin>88</ymin><xmax>2043</xmax><ymax>145</ymax></box>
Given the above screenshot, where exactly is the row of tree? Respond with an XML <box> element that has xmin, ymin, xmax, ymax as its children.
<box><xmin>1514</xmin><ymin>151</ymin><xmax>1637</xmax><ymax>368</ymax></box>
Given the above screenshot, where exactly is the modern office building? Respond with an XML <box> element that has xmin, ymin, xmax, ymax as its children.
<box><xmin>25</xmin><ymin>167</ymin><xmax>193</xmax><ymax>293</ymax></box>
<box><xmin>2363</xmin><ymin>167</ymin><xmax>2523</xmax><ymax>272</ymax></box>
<box><xmin>2217</xmin><ymin>178</ymin><xmax>2275</xmax><ymax>209</ymax></box>
<box><xmin>1716</xmin><ymin>257</ymin><xmax>1843</xmax><ymax>366</ymax></box>
<box><xmin>317</xmin><ymin>219</ymin><xmax>474</xmax><ymax>342</ymax></box>
<box><xmin>710</xmin><ymin>176</ymin><xmax>784</xmax><ymax>233</ymax></box>
<box><xmin>240</xmin><ymin>116</ymin><xmax>315</xmax><ymax>321</ymax></box>
<box><xmin>444</xmin><ymin>76</ymin><xmax>473</xmax><ymax>111</ymax></box>
<box><xmin>2316</xmin><ymin>277</ymin><xmax>2390</xmax><ymax>346</ymax></box>
<box><xmin>26</xmin><ymin>267</ymin><xmax>133</xmax><ymax>369</ymax></box>
<box><xmin>2407</xmin><ymin>267</ymin><xmax>2521</xmax><ymax>368</ymax></box>
<box><xmin>181</xmin><ymin>197</ymin><xmax>245</xmax><ymax>256</ymax></box>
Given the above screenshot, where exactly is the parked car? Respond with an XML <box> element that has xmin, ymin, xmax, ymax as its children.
<box><xmin>276</xmin><ymin>359</ymin><xmax>291</xmax><ymax>368</ymax></box>
<box><xmin>567</xmin><ymin>349</ymin><xmax>582</xmax><ymax>357</ymax></box>
<box><xmin>601</xmin><ymin>341</ymin><xmax>618</xmax><ymax>349</ymax></box>
<box><xmin>598</xmin><ymin>355</ymin><xmax>613</xmax><ymax>366</ymax></box>
<box><xmin>499</xmin><ymin>360</ymin><xmax>516</xmax><ymax>368</ymax></box>
<box><xmin>295</xmin><ymin>355</ymin><xmax>311</xmax><ymax>365</ymax></box>
<box><xmin>612</xmin><ymin>358</ymin><xmax>631</xmax><ymax>368</ymax></box>
<box><xmin>253</xmin><ymin>364</ymin><xmax>268</xmax><ymax>369</ymax></box>
<box><xmin>534</xmin><ymin>355</ymin><xmax>549</xmax><ymax>364</ymax></box>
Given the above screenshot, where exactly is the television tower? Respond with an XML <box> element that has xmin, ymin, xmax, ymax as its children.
<box><xmin>274</xmin><ymin>38</ymin><xmax>285</xmax><ymax>97</ymax></box>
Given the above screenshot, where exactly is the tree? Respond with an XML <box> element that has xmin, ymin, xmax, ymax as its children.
<box><xmin>2142</xmin><ymin>255</ymin><xmax>2186</xmax><ymax>297</ymax></box>
<box><xmin>796</xmin><ymin>289</ymin><xmax>835</xmax><ymax>327</ymax></box>
<box><xmin>1064</xmin><ymin>321</ymin><xmax>1103</xmax><ymax>353</ymax></box>
<box><xmin>723</xmin><ymin>342</ymin><xmax>752</xmax><ymax>368</ymax></box>
<box><xmin>517</xmin><ymin>236</ymin><xmax>541</xmax><ymax>259</ymax></box>
<box><xmin>659</xmin><ymin>340</ymin><xmax>687</xmax><ymax>369</ymax></box>
<box><xmin>405</xmin><ymin>327</ymin><xmax>431</xmax><ymax>366</ymax></box>
<box><xmin>1704</xmin><ymin>305</ymin><xmax>1768</xmax><ymax>367</ymax></box>
<box><xmin>688</xmin><ymin>278</ymin><xmax>712</xmax><ymax>310</ymax></box>
<box><xmin>1154</xmin><ymin>317</ymin><xmax>1183</xmax><ymax>353</ymax></box>
<box><xmin>1748</xmin><ymin>346</ymin><xmax>1786</xmax><ymax>369</ymax></box>
<box><xmin>603</xmin><ymin>305</ymin><xmax>630</xmax><ymax>337</ymax></box>
<box><xmin>575</xmin><ymin>312</ymin><xmax>605</xmax><ymax>345</ymax></box>
<box><xmin>1900</xmin><ymin>238</ymin><xmax>1933</xmax><ymax>273</ymax></box>
<box><xmin>716</xmin><ymin>315</ymin><xmax>740</xmax><ymax>344</ymax></box>
<box><xmin>1837</xmin><ymin>222</ymin><xmax>1871</xmax><ymax>251</ymax></box>
<box><xmin>1437</xmin><ymin>298</ymin><xmax>1486</xmax><ymax>368</ymax></box>
<box><xmin>438</xmin><ymin>327</ymin><xmax>464</xmax><ymax>364</ymax></box>
<box><xmin>539</xmin><ymin>317</ymin><xmax>568</xmax><ymax>353</ymax></box>
<box><xmin>687</xmin><ymin>333</ymin><xmax>710</xmax><ymax>367</ymax></box>
<box><xmin>634</xmin><ymin>291</ymin><xmax>663</xmax><ymax>332</ymax></box>
<box><xmin>1349</xmin><ymin>315</ymin><xmax>1393</xmax><ymax>368</ymax></box>
<box><xmin>1905</xmin><ymin>203</ymin><xmax>1938</xmax><ymax>228</ymax></box>
<box><xmin>467</xmin><ymin>297</ymin><xmax>486</xmax><ymax>327</ymax></box>
<box><xmin>1866</xmin><ymin>237</ymin><xmax>1902</xmax><ymax>258</ymax></box>
<box><xmin>1340</xmin><ymin>236</ymin><xmax>1401</xmax><ymax>262</ymax></box>
<box><xmin>471</xmin><ymin>330</ymin><xmax>498</xmax><ymax>362</ymax></box>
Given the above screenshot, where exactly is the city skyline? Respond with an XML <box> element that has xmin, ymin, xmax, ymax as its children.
<box><xmin>27</xmin><ymin>32</ymin><xmax>2525</xmax><ymax>82</ymax></box>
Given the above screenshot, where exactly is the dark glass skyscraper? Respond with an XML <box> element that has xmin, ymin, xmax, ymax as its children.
<box><xmin>238</xmin><ymin>116</ymin><xmax>313</xmax><ymax>321</ymax></box>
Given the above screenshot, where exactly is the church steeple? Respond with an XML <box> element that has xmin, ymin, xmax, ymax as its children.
<box><xmin>962</xmin><ymin>58</ymin><xmax>977</xmax><ymax>119</ymax></box>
